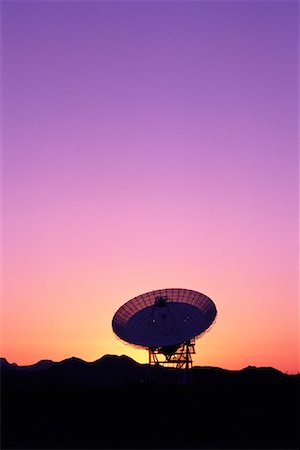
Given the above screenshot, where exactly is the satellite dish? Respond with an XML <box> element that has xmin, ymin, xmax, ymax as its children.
<box><xmin>112</xmin><ymin>288</ymin><xmax>217</xmax><ymax>370</ymax></box>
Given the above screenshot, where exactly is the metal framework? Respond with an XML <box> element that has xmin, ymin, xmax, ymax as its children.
<box><xmin>148</xmin><ymin>339</ymin><xmax>195</xmax><ymax>369</ymax></box>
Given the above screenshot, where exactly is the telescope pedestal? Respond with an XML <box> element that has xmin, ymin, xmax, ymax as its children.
<box><xmin>148</xmin><ymin>339</ymin><xmax>195</xmax><ymax>370</ymax></box>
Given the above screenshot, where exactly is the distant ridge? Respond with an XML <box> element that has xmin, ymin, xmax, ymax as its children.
<box><xmin>1</xmin><ymin>354</ymin><xmax>296</xmax><ymax>388</ymax></box>
<box><xmin>0</xmin><ymin>354</ymin><xmax>136</xmax><ymax>370</ymax></box>
<box><xmin>1</xmin><ymin>354</ymin><xmax>145</xmax><ymax>388</ymax></box>
<box><xmin>0</xmin><ymin>357</ymin><xmax>18</xmax><ymax>369</ymax></box>
<box><xmin>19</xmin><ymin>359</ymin><xmax>56</xmax><ymax>371</ymax></box>
<box><xmin>0</xmin><ymin>354</ymin><xmax>293</xmax><ymax>374</ymax></box>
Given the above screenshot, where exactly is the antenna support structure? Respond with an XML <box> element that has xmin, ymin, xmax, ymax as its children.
<box><xmin>148</xmin><ymin>339</ymin><xmax>195</xmax><ymax>370</ymax></box>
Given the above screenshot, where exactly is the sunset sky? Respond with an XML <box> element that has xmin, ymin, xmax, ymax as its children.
<box><xmin>1</xmin><ymin>1</ymin><xmax>299</xmax><ymax>373</ymax></box>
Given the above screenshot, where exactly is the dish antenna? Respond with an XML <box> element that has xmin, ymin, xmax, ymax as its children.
<box><xmin>112</xmin><ymin>288</ymin><xmax>217</xmax><ymax>371</ymax></box>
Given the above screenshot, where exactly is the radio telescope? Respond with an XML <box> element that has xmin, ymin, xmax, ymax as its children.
<box><xmin>112</xmin><ymin>288</ymin><xmax>217</xmax><ymax>370</ymax></box>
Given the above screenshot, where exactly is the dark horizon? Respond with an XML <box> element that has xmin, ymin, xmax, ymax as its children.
<box><xmin>2</xmin><ymin>352</ymin><xmax>299</xmax><ymax>449</ymax></box>
<box><xmin>1</xmin><ymin>354</ymin><xmax>299</xmax><ymax>375</ymax></box>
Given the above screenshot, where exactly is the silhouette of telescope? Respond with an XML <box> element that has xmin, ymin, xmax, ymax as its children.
<box><xmin>112</xmin><ymin>288</ymin><xmax>217</xmax><ymax>370</ymax></box>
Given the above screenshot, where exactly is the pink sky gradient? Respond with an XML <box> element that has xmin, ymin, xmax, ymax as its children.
<box><xmin>1</xmin><ymin>1</ymin><xmax>299</xmax><ymax>373</ymax></box>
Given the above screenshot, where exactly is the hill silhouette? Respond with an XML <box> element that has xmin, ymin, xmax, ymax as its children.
<box><xmin>1</xmin><ymin>355</ymin><xmax>299</xmax><ymax>449</ymax></box>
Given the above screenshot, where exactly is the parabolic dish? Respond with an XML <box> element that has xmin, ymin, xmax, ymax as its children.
<box><xmin>112</xmin><ymin>288</ymin><xmax>217</xmax><ymax>349</ymax></box>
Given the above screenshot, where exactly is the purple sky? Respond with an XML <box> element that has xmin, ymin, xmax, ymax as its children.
<box><xmin>1</xmin><ymin>1</ymin><xmax>299</xmax><ymax>371</ymax></box>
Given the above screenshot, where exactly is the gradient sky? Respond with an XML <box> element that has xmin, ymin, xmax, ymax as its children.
<box><xmin>1</xmin><ymin>1</ymin><xmax>299</xmax><ymax>373</ymax></box>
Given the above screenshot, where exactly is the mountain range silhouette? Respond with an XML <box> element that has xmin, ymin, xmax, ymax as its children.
<box><xmin>1</xmin><ymin>355</ymin><xmax>299</xmax><ymax>449</ymax></box>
